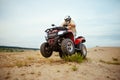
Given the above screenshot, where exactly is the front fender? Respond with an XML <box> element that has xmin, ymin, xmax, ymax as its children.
<box><xmin>59</xmin><ymin>31</ymin><xmax>74</xmax><ymax>42</ymax></box>
<box><xmin>65</xmin><ymin>32</ymin><xmax>74</xmax><ymax>42</ymax></box>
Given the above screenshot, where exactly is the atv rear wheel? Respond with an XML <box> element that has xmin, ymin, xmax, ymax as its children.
<box><xmin>40</xmin><ymin>42</ymin><xmax>53</xmax><ymax>58</ymax></box>
<box><xmin>61</xmin><ymin>39</ymin><xmax>75</xmax><ymax>56</ymax></box>
<box><xmin>77</xmin><ymin>43</ymin><xmax>87</xmax><ymax>59</ymax></box>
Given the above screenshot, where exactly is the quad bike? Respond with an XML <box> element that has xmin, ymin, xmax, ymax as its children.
<box><xmin>40</xmin><ymin>24</ymin><xmax>87</xmax><ymax>59</ymax></box>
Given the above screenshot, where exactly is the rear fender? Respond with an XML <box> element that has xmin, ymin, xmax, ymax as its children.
<box><xmin>75</xmin><ymin>36</ymin><xmax>86</xmax><ymax>45</ymax></box>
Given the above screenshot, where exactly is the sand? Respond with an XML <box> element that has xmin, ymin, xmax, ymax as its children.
<box><xmin>0</xmin><ymin>47</ymin><xmax>120</xmax><ymax>80</ymax></box>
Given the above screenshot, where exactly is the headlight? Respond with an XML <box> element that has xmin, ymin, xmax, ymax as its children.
<box><xmin>58</xmin><ymin>31</ymin><xmax>66</xmax><ymax>35</ymax></box>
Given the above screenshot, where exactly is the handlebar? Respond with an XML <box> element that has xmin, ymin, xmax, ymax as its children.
<box><xmin>45</xmin><ymin>26</ymin><xmax>68</xmax><ymax>32</ymax></box>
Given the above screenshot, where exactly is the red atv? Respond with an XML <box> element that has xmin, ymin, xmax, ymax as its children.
<box><xmin>40</xmin><ymin>24</ymin><xmax>87</xmax><ymax>58</ymax></box>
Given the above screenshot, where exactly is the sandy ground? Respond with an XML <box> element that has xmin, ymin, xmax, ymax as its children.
<box><xmin>0</xmin><ymin>47</ymin><xmax>120</xmax><ymax>80</ymax></box>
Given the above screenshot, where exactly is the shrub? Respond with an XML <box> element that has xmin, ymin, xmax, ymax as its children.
<box><xmin>71</xmin><ymin>65</ymin><xmax>78</xmax><ymax>71</ymax></box>
<box><xmin>99</xmin><ymin>59</ymin><xmax>120</xmax><ymax>65</ymax></box>
<box><xmin>27</xmin><ymin>56</ymin><xmax>35</xmax><ymax>60</ymax></box>
<box><xmin>63</xmin><ymin>54</ymin><xmax>84</xmax><ymax>63</ymax></box>
<box><xmin>16</xmin><ymin>61</ymin><xmax>28</xmax><ymax>67</ymax></box>
<box><xmin>0</xmin><ymin>48</ymin><xmax>24</xmax><ymax>52</ymax></box>
<box><xmin>112</xmin><ymin>57</ymin><xmax>118</xmax><ymax>61</ymax></box>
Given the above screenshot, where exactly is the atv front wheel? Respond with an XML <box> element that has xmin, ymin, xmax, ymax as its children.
<box><xmin>40</xmin><ymin>42</ymin><xmax>53</xmax><ymax>58</ymax></box>
<box><xmin>59</xmin><ymin>51</ymin><xmax>67</xmax><ymax>58</ymax></box>
<box><xmin>61</xmin><ymin>39</ymin><xmax>75</xmax><ymax>56</ymax></box>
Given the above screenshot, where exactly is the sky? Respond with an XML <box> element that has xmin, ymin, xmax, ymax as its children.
<box><xmin>0</xmin><ymin>0</ymin><xmax>120</xmax><ymax>48</ymax></box>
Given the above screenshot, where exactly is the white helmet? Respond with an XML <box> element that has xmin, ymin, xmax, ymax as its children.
<box><xmin>64</xmin><ymin>15</ymin><xmax>71</xmax><ymax>21</ymax></box>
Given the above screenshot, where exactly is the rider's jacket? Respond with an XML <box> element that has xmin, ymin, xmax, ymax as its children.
<box><xmin>61</xmin><ymin>19</ymin><xmax>77</xmax><ymax>36</ymax></box>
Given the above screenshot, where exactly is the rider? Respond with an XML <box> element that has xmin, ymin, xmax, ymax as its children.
<box><xmin>61</xmin><ymin>15</ymin><xmax>77</xmax><ymax>37</ymax></box>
